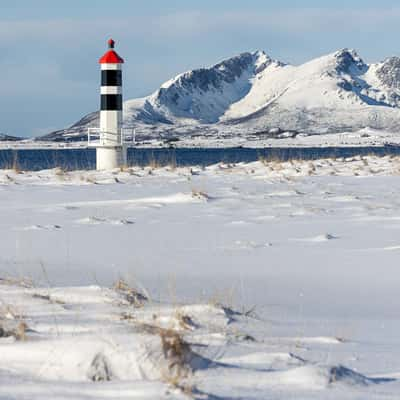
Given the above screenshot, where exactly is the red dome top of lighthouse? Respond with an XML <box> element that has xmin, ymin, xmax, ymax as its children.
<box><xmin>99</xmin><ymin>38</ymin><xmax>124</xmax><ymax>64</ymax></box>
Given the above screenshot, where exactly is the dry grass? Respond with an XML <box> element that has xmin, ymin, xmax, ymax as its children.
<box><xmin>0</xmin><ymin>321</ymin><xmax>28</xmax><ymax>341</ymax></box>
<box><xmin>0</xmin><ymin>301</ymin><xmax>29</xmax><ymax>341</ymax></box>
<box><xmin>191</xmin><ymin>188</ymin><xmax>210</xmax><ymax>201</ymax></box>
<box><xmin>118</xmin><ymin>165</ymin><xmax>131</xmax><ymax>173</ymax></box>
<box><xmin>81</xmin><ymin>175</ymin><xmax>98</xmax><ymax>184</ymax></box>
<box><xmin>270</xmin><ymin>161</ymin><xmax>285</xmax><ymax>172</ymax></box>
<box><xmin>113</xmin><ymin>278</ymin><xmax>148</xmax><ymax>307</ymax></box>
<box><xmin>166</xmin><ymin>156</ymin><xmax>177</xmax><ymax>172</ymax></box>
<box><xmin>145</xmin><ymin>152</ymin><xmax>178</xmax><ymax>172</ymax></box>
<box><xmin>54</xmin><ymin>167</ymin><xmax>67</xmax><ymax>176</ymax></box>
<box><xmin>127</xmin><ymin>321</ymin><xmax>197</xmax><ymax>394</ymax></box>
<box><xmin>307</xmin><ymin>162</ymin><xmax>316</xmax><ymax>175</ymax></box>
<box><xmin>160</xmin><ymin>328</ymin><xmax>191</xmax><ymax>375</ymax></box>
<box><xmin>256</xmin><ymin>155</ymin><xmax>400</xmax><ymax>177</ymax></box>
<box><xmin>54</xmin><ymin>167</ymin><xmax>70</xmax><ymax>182</ymax></box>
<box><xmin>148</xmin><ymin>155</ymin><xmax>163</xmax><ymax>170</ymax></box>
<box><xmin>120</xmin><ymin>312</ymin><xmax>136</xmax><ymax>322</ymax></box>
<box><xmin>0</xmin><ymin>302</ymin><xmax>26</xmax><ymax>321</ymax></box>
<box><xmin>10</xmin><ymin>152</ymin><xmax>21</xmax><ymax>174</ymax></box>
<box><xmin>0</xmin><ymin>275</ymin><xmax>33</xmax><ymax>341</ymax></box>
<box><xmin>258</xmin><ymin>153</ymin><xmax>283</xmax><ymax>165</ymax></box>
<box><xmin>0</xmin><ymin>276</ymin><xmax>34</xmax><ymax>288</ymax></box>
<box><xmin>159</xmin><ymin>328</ymin><xmax>195</xmax><ymax>394</ymax></box>
<box><xmin>174</xmin><ymin>309</ymin><xmax>197</xmax><ymax>331</ymax></box>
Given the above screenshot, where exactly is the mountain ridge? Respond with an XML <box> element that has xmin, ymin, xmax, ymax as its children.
<box><xmin>41</xmin><ymin>49</ymin><xmax>400</xmax><ymax>142</ymax></box>
<box><xmin>0</xmin><ymin>133</ymin><xmax>23</xmax><ymax>142</ymax></box>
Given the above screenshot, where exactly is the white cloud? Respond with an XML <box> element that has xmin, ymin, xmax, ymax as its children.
<box><xmin>1</xmin><ymin>7</ymin><xmax>399</xmax><ymax>46</ymax></box>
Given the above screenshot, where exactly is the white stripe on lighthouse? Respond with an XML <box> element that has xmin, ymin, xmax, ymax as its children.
<box><xmin>100</xmin><ymin>86</ymin><xmax>122</xmax><ymax>95</ymax></box>
<box><xmin>101</xmin><ymin>63</ymin><xmax>121</xmax><ymax>70</ymax></box>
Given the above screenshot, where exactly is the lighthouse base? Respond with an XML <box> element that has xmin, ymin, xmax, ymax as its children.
<box><xmin>96</xmin><ymin>146</ymin><xmax>127</xmax><ymax>170</ymax></box>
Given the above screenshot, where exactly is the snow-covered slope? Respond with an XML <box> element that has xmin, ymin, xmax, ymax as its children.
<box><xmin>127</xmin><ymin>51</ymin><xmax>283</xmax><ymax>125</ymax></box>
<box><xmin>43</xmin><ymin>49</ymin><xmax>400</xmax><ymax>142</ymax></box>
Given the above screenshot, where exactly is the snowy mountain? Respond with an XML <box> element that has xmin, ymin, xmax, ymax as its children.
<box><xmin>42</xmin><ymin>49</ymin><xmax>400</xmax><ymax>141</ymax></box>
<box><xmin>0</xmin><ymin>133</ymin><xmax>23</xmax><ymax>142</ymax></box>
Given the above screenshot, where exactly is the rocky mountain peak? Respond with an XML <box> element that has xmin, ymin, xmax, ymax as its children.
<box><xmin>376</xmin><ymin>57</ymin><xmax>400</xmax><ymax>89</ymax></box>
<box><xmin>333</xmin><ymin>48</ymin><xmax>367</xmax><ymax>74</ymax></box>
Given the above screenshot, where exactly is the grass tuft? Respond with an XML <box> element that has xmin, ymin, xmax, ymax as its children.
<box><xmin>159</xmin><ymin>328</ymin><xmax>193</xmax><ymax>388</ymax></box>
<box><xmin>191</xmin><ymin>188</ymin><xmax>210</xmax><ymax>201</ymax></box>
<box><xmin>113</xmin><ymin>278</ymin><xmax>148</xmax><ymax>307</ymax></box>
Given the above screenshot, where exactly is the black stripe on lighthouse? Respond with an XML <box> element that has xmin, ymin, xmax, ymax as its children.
<box><xmin>101</xmin><ymin>70</ymin><xmax>122</xmax><ymax>86</ymax></box>
<box><xmin>101</xmin><ymin>94</ymin><xmax>122</xmax><ymax>110</ymax></box>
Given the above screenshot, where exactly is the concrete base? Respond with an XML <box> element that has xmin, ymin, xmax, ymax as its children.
<box><xmin>96</xmin><ymin>146</ymin><xmax>127</xmax><ymax>170</ymax></box>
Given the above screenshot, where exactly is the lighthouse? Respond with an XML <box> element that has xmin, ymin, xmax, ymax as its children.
<box><xmin>92</xmin><ymin>38</ymin><xmax>126</xmax><ymax>170</ymax></box>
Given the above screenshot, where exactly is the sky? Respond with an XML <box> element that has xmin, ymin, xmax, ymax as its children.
<box><xmin>2</xmin><ymin>0</ymin><xmax>400</xmax><ymax>137</ymax></box>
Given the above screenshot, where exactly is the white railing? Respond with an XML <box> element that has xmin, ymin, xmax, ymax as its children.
<box><xmin>88</xmin><ymin>128</ymin><xmax>136</xmax><ymax>147</ymax></box>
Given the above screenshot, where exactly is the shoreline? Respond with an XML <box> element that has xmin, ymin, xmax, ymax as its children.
<box><xmin>1</xmin><ymin>128</ymin><xmax>400</xmax><ymax>150</ymax></box>
<box><xmin>1</xmin><ymin>140</ymin><xmax>400</xmax><ymax>150</ymax></box>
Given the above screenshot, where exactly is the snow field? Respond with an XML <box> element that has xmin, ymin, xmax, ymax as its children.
<box><xmin>0</xmin><ymin>279</ymin><xmax>395</xmax><ymax>400</ymax></box>
<box><xmin>0</xmin><ymin>157</ymin><xmax>400</xmax><ymax>398</ymax></box>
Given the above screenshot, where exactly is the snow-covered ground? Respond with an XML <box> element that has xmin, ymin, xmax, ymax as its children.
<box><xmin>1</xmin><ymin>156</ymin><xmax>400</xmax><ymax>399</ymax></box>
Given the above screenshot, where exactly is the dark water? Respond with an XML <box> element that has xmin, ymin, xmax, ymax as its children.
<box><xmin>1</xmin><ymin>146</ymin><xmax>400</xmax><ymax>171</ymax></box>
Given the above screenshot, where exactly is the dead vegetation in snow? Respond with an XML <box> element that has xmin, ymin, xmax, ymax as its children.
<box><xmin>113</xmin><ymin>278</ymin><xmax>149</xmax><ymax>307</ymax></box>
<box><xmin>2</xmin><ymin>155</ymin><xmax>400</xmax><ymax>186</ymax></box>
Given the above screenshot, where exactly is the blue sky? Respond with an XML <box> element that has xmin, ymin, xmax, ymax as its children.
<box><xmin>2</xmin><ymin>0</ymin><xmax>400</xmax><ymax>137</ymax></box>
